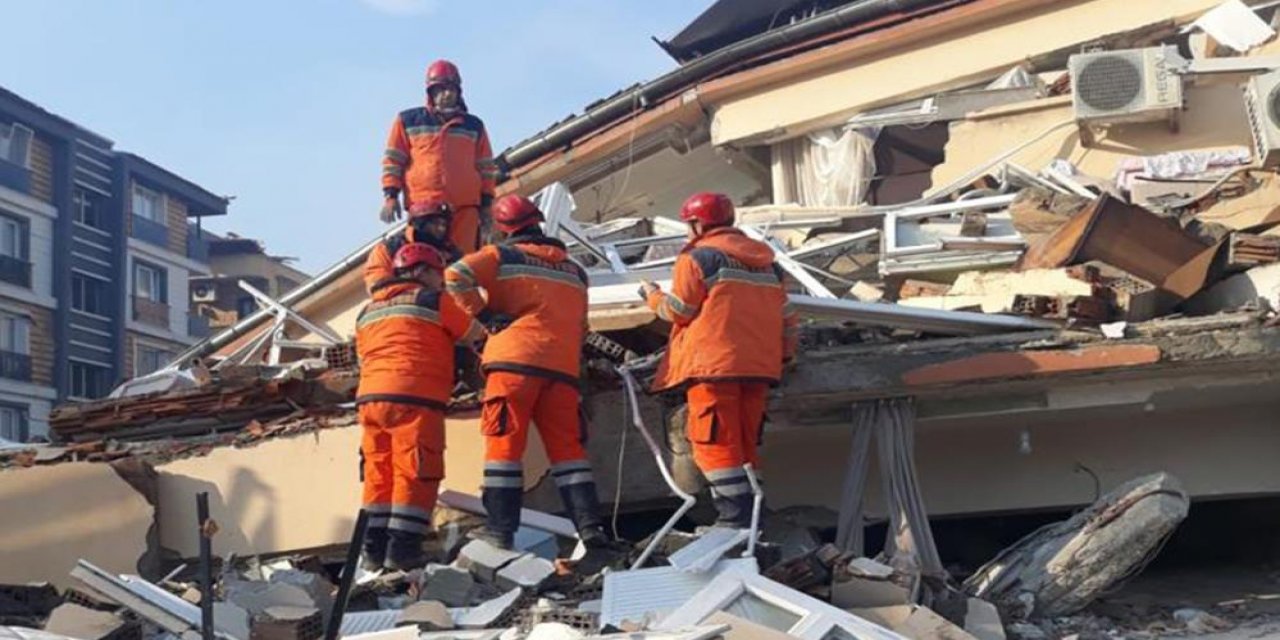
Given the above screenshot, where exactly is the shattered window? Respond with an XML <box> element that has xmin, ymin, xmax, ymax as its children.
<box><xmin>723</xmin><ymin>590</ymin><xmax>803</xmax><ymax>632</ymax></box>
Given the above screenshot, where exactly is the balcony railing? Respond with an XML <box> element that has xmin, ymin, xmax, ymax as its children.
<box><xmin>131</xmin><ymin>214</ymin><xmax>169</xmax><ymax>247</ymax></box>
<box><xmin>132</xmin><ymin>296</ymin><xmax>170</xmax><ymax>328</ymax></box>
<box><xmin>187</xmin><ymin>233</ymin><xmax>209</xmax><ymax>262</ymax></box>
<box><xmin>0</xmin><ymin>350</ymin><xmax>32</xmax><ymax>382</ymax></box>
<box><xmin>0</xmin><ymin>255</ymin><xmax>31</xmax><ymax>288</ymax></box>
<box><xmin>187</xmin><ymin>313</ymin><xmax>210</xmax><ymax>339</ymax></box>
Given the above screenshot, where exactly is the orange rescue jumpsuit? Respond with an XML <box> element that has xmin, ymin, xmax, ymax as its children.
<box><xmin>356</xmin><ymin>280</ymin><xmax>484</xmax><ymax>541</ymax></box>
<box><xmin>646</xmin><ymin>227</ymin><xmax>798</xmax><ymax>526</ymax></box>
<box><xmin>445</xmin><ymin>232</ymin><xmax>603</xmax><ymax>537</ymax></box>
<box><xmin>381</xmin><ymin>107</ymin><xmax>498</xmax><ymax>253</ymax></box>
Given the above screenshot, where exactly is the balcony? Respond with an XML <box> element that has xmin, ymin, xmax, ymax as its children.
<box><xmin>187</xmin><ymin>313</ymin><xmax>210</xmax><ymax>339</ymax></box>
<box><xmin>0</xmin><ymin>255</ymin><xmax>31</xmax><ymax>288</ymax></box>
<box><xmin>187</xmin><ymin>233</ymin><xmax>209</xmax><ymax>262</ymax></box>
<box><xmin>132</xmin><ymin>296</ymin><xmax>170</xmax><ymax>328</ymax></box>
<box><xmin>0</xmin><ymin>350</ymin><xmax>32</xmax><ymax>382</ymax></box>
<box><xmin>131</xmin><ymin>214</ymin><xmax>168</xmax><ymax>247</ymax></box>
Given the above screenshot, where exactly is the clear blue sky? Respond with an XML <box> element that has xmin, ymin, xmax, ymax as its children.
<box><xmin>1</xmin><ymin>0</ymin><xmax>701</xmax><ymax>273</ymax></box>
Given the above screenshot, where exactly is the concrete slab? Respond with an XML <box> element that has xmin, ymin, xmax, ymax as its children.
<box><xmin>456</xmin><ymin>540</ymin><xmax>525</xmax><ymax>584</ymax></box>
<box><xmin>495</xmin><ymin>554</ymin><xmax>556</xmax><ymax>591</ymax></box>
<box><xmin>398</xmin><ymin>601</ymin><xmax>454</xmax><ymax>631</ymax></box>
<box><xmin>41</xmin><ymin>603</ymin><xmax>126</xmax><ymax>640</ymax></box>
<box><xmin>420</xmin><ymin>565</ymin><xmax>475</xmax><ymax>608</ymax></box>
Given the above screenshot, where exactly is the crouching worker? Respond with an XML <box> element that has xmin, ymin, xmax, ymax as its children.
<box><xmin>356</xmin><ymin>243</ymin><xmax>485</xmax><ymax>571</ymax></box>
<box><xmin>445</xmin><ymin>194</ymin><xmax>610</xmax><ymax>550</ymax></box>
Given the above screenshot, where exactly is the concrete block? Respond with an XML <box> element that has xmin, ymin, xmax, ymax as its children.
<box><xmin>419</xmin><ymin>565</ymin><xmax>475</xmax><ymax>607</ymax></box>
<box><xmin>397</xmin><ymin>601</ymin><xmax>454</xmax><ymax>631</ymax></box>
<box><xmin>495</xmin><ymin>554</ymin><xmax>556</xmax><ymax>591</ymax></box>
<box><xmin>456</xmin><ymin>540</ymin><xmax>525</xmax><ymax>583</ymax></box>
<box><xmin>42</xmin><ymin>603</ymin><xmax>128</xmax><ymax>640</ymax></box>
<box><xmin>965</xmin><ymin>598</ymin><xmax>1006</xmax><ymax>640</ymax></box>
<box><xmin>454</xmin><ymin>587</ymin><xmax>522</xmax><ymax>629</ymax></box>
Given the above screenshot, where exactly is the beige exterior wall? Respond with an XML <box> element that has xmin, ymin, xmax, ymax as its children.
<box><xmin>930</xmin><ymin>82</ymin><xmax>1253</xmax><ymax>190</ymax></box>
<box><xmin>709</xmin><ymin>0</ymin><xmax>1227</xmax><ymax>145</ymax></box>
<box><xmin>209</xmin><ymin>252</ymin><xmax>309</xmax><ymax>297</ymax></box>
<box><xmin>28</xmin><ymin>135</ymin><xmax>54</xmax><ymax>204</ymax></box>
<box><xmin>26</xmin><ymin>303</ymin><xmax>54</xmax><ymax>387</ymax></box>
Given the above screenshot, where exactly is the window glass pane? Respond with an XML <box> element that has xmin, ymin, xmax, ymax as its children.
<box><xmin>821</xmin><ymin>626</ymin><xmax>858</xmax><ymax>640</ymax></box>
<box><xmin>0</xmin><ymin>125</ymin><xmax>11</xmax><ymax>160</ymax></box>
<box><xmin>0</xmin><ymin>219</ymin><xmax>19</xmax><ymax>257</ymax></box>
<box><xmin>136</xmin><ymin>265</ymin><xmax>155</xmax><ymax>299</ymax></box>
<box><xmin>0</xmin><ymin>315</ymin><xmax>13</xmax><ymax>352</ymax></box>
<box><xmin>14</xmin><ymin>317</ymin><xmax>27</xmax><ymax>355</ymax></box>
<box><xmin>0</xmin><ymin>407</ymin><xmax>16</xmax><ymax>441</ymax></box>
<box><xmin>724</xmin><ymin>591</ymin><xmax>803</xmax><ymax>633</ymax></box>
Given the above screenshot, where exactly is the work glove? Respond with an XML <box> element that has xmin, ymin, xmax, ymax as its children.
<box><xmin>379</xmin><ymin>196</ymin><xmax>402</xmax><ymax>224</ymax></box>
<box><xmin>638</xmin><ymin>280</ymin><xmax>660</xmax><ymax>301</ymax></box>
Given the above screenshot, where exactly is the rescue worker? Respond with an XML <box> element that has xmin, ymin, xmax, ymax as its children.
<box><xmin>640</xmin><ymin>192</ymin><xmax>798</xmax><ymax>529</ymax></box>
<box><xmin>444</xmin><ymin>194</ymin><xmax>609</xmax><ymax>550</ymax></box>
<box><xmin>364</xmin><ymin>200</ymin><xmax>461</xmax><ymax>295</ymax></box>
<box><xmin>355</xmin><ymin>243</ymin><xmax>485</xmax><ymax>571</ymax></box>
<box><xmin>380</xmin><ymin>59</ymin><xmax>498</xmax><ymax>254</ymax></box>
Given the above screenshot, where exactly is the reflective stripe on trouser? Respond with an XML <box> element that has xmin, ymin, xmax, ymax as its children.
<box><xmin>359</xmin><ymin>401</ymin><xmax>445</xmax><ymax>537</ymax></box>
<box><xmin>481</xmin><ymin>371</ymin><xmax>600</xmax><ymax>534</ymax></box>
<box><xmin>553</xmin><ymin>460</ymin><xmax>604</xmax><ymax>532</ymax></box>
<box><xmin>685</xmin><ymin>382</ymin><xmax>769</xmax><ymax>527</ymax></box>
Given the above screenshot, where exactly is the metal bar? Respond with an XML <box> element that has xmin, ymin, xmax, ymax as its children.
<box><xmin>325</xmin><ymin>509</ymin><xmax>370</xmax><ymax>640</ymax></box>
<box><xmin>890</xmin><ymin>194</ymin><xmax>1018</xmax><ymax>221</ymax></box>
<box><xmin>620</xmin><ymin>366</ymin><xmax>697</xmax><ymax>570</ymax></box>
<box><xmin>788</xmin><ymin>293</ymin><xmax>1058</xmax><ymax>335</ymax></box>
<box><xmin>238</xmin><ymin>280</ymin><xmax>342</xmax><ymax>344</ymax></box>
<box><xmin>741</xmin><ymin>226</ymin><xmax>835</xmax><ymax>298</ymax></box>
<box><xmin>787</xmin><ymin>229</ymin><xmax>880</xmax><ymax>261</ymax></box>
<box><xmin>743</xmin><ymin>463</ymin><xmax>763</xmax><ymax>559</ymax></box>
<box><xmin>197</xmin><ymin>492</ymin><xmax>214</xmax><ymax>640</ymax></box>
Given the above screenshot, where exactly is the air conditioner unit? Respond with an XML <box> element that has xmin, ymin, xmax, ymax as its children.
<box><xmin>191</xmin><ymin>284</ymin><xmax>217</xmax><ymax>303</ymax></box>
<box><xmin>1069</xmin><ymin>46</ymin><xmax>1185</xmax><ymax>124</ymax></box>
<box><xmin>1245</xmin><ymin>69</ymin><xmax>1280</xmax><ymax>168</ymax></box>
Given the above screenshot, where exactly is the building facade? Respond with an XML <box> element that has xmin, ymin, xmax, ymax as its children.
<box><xmin>0</xmin><ymin>87</ymin><xmax>226</xmax><ymax>441</ymax></box>
<box><xmin>191</xmin><ymin>232</ymin><xmax>309</xmax><ymax>331</ymax></box>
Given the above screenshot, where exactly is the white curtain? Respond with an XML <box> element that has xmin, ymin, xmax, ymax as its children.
<box><xmin>771</xmin><ymin>126</ymin><xmax>880</xmax><ymax>207</ymax></box>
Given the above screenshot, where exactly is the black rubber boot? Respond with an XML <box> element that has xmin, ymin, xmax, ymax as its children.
<box><xmin>558</xmin><ymin>481</ymin><xmax>608</xmax><ymax>546</ymax></box>
<box><xmin>478</xmin><ymin>486</ymin><xmax>523</xmax><ymax>550</ymax></box>
<box><xmin>385</xmin><ymin>530</ymin><xmax>428</xmax><ymax>571</ymax></box>
<box><xmin>712</xmin><ymin>492</ymin><xmax>755</xmax><ymax>529</ymax></box>
<box><xmin>361</xmin><ymin>527</ymin><xmax>388</xmax><ymax>572</ymax></box>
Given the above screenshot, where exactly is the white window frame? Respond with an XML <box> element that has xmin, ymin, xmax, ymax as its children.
<box><xmin>0</xmin><ymin>122</ymin><xmax>33</xmax><ymax>169</ymax></box>
<box><xmin>131</xmin><ymin>184</ymin><xmax>166</xmax><ymax>225</ymax></box>
<box><xmin>134</xmin><ymin>261</ymin><xmax>164</xmax><ymax>302</ymax></box>
<box><xmin>0</xmin><ymin>405</ymin><xmax>26</xmax><ymax>442</ymax></box>
<box><xmin>73</xmin><ymin>188</ymin><xmax>100</xmax><ymax>228</ymax></box>
<box><xmin>657</xmin><ymin>572</ymin><xmax>908</xmax><ymax>640</ymax></box>
<box><xmin>0</xmin><ymin>311</ymin><xmax>30</xmax><ymax>356</ymax></box>
<box><xmin>0</xmin><ymin>215</ymin><xmax>22</xmax><ymax>259</ymax></box>
<box><xmin>68</xmin><ymin>360</ymin><xmax>109</xmax><ymax>400</ymax></box>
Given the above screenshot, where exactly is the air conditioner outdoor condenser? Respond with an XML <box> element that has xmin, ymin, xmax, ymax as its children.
<box><xmin>1069</xmin><ymin>46</ymin><xmax>1185</xmax><ymax>124</ymax></box>
<box><xmin>1245</xmin><ymin>69</ymin><xmax>1280</xmax><ymax>169</ymax></box>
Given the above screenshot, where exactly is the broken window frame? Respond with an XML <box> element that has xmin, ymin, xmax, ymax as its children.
<box><xmin>658</xmin><ymin>571</ymin><xmax>907</xmax><ymax>640</ymax></box>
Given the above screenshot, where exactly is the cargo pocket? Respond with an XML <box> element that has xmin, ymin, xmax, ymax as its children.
<box><xmin>687</xmin><ymin>403</ymin><xmax>719</xmax><ymax>445</ymax></box>
<box><xmin>414</xmin><ymin>445</ymin><xmax>445</xmax><ymax>481</ymax></box>
<box><xmin>481</xmin><ymin>396</ymin><xmax>511</xmax><ymax>436</ymax></box>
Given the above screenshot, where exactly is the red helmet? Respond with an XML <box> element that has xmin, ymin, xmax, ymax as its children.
<box><xmin>492</xmin><ymin>195</ymin><xmax>544</xmax><ymax>233</ymax></box>
<box><xmin>679</xmin><ymin>192</ymin><xmax>735</xmax><ymax>227</ymax></box>
<box><xmin>393</xmin><ymin>242</ymin><xmax>446</xmax><ymax>273</ymax></box>
<box><xmin>425</xmin><ymin>59</ymin><xmax>461</xmax><ymax>92</ymax></box>
<box><xmin>408</xmin><ymin>200</ymin><xmax>452</xmax><ymax>219</ymax></box>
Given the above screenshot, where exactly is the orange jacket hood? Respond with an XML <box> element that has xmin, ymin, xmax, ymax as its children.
<box><xmin>686</xmin><ymin>228</ymin><xmax>774</xmax><ymax>267</ymax></box>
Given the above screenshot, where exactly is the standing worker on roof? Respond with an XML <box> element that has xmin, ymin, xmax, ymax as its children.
<box><xmin>444</xmin><ymin>194</ymin><xmax>611</xmax><ymax>551</ymax></box>
<box><xmin>379</xmin><ymin>60</ymin><xmax>499</xmax><ymax>254</ymax></box>
<box><xmin>355</xmin><ymin>243</ymin><xmax>486</xmax><ymax>571</ymax></box>
<box><xmin>640</xmin><ymin>192</ymin><xmax>798</xmax><ymax>529</ymax></box>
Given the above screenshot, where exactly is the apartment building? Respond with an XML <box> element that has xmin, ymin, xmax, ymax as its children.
<box><xmin>191</xmin><ymin>232</ymin><xmax>310</xmax><ymax>330</ymax></box>
<box><xmin>0</xmin><ymin>87</ymin><xmax>227</xmax><ymax>441</ymax></box>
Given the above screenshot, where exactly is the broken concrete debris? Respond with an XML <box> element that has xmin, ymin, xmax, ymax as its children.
<box><xmin>964</xmin><ymin>472</ymin><xmax>1190</xmax><ymax>619</ymax></box>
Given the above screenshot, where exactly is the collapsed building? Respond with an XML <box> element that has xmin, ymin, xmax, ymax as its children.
<box><xmin>6</xmin><ymin>0</ymin><xmax>1280</xmax><ymax>638</ymax></box>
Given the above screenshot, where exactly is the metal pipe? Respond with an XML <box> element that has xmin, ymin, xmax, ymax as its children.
<box><xmin>619</xmin><ymin>366</ymin><xmax>697</xmax><ymax>570</ymax></box>
<box><xmin>742</xmin><ymin>464</ymin><xmax>764</xmax><ymax>559</ymax></box>
<box><xmin>502</xmin><ymin>0</ymin><xmax>950</xmax><ymax>169</ymax></box>
<box><xmin>196</xmin><ymin>492</ymin><xmax>214</xmax><ymax>640</ymax></box>
<box><xmin>325</xmin><ymin>509</ymin><xmax>370</xmax><ymax>640</ymax></box>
